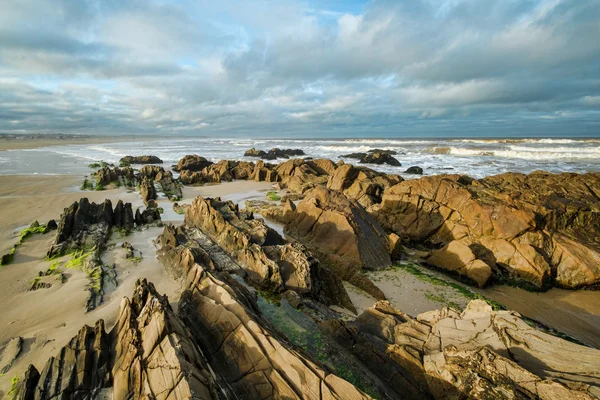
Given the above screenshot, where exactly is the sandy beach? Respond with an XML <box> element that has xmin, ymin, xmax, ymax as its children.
<box><xmin>0</xmin><ymin>135</ymin><xmax>151</xmax><ymax>151</ymax></box>
<box><xmin>0</xmin><ymin>167</ymin><xmax>276</xmax><ymax>391</ymax></box>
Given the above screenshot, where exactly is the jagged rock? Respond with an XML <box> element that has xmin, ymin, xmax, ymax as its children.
<box><xmin>284</xmin><ymin>186</ymin><xmax>391</xmax><ymax>299</ymax></box>
<box><xmin>371</xmin><ymin>172</ymin><xmax>600</xmax><ymax>289</ymax></box>
<box><xmin>426</xmin><ymin>240</ymin><xmax>492</xmax><ymax>287</ymax></box>
<box><xmin>250</xmin><ymin>160</ymin><xmax>280</xmax><ymax>182</ymax></box>
<box><xmin>119</xmin><ymin>155</ymin><xmax>163</xmax><ymax>164</ymax></box>
<box><xmin>174</xmin><ymin>154</ymin><xmax>213</xmax><ymax>172</ymax></box>
<box><xmin>326</xmin><ymin>299</ymin><xmax>600</xmax><ymax>400</ymax></box>
<box><xmin>275</xmin><ymin>158</ymin><xmax>330</xmax><ymax>194</ymax></box>
<box><xmin>173</xmin><ymin>202</ymin><xmax>189</xmax><ymax>215</ymax></box>
<box><xmin>362</xmin><ymin>151</ymin><xmax>401</xmax><ymax>166</ymax></box>
<box><xmin>184</xmin><ymin>196</ymin><xmax>354</xmax><ymax>310</ymax></box>
<box><xmin>328</xmin><ymin>164</ymin><xmax>403</xmax><ymax>208</ymax></box>
<box><xmin>155</xmin><ymin>224</ymin><xmax>216</xmax><ymax>278</ymax></box>
<box><xmin>139</xmin><ymin>178</ymin><xmax>157</xmax><ymax>206</ymax></box>
<box><xmin>245</xmin><ymin>147</ymin><xmax>305</xmax><ymax>160</ymax></box>
<box><xmin>18</xmin><ymin>274</ymin><xmax>372</xmax><ymax>399</ymax></box>
<box><xmin>244</xmin><ymin>147</ymin><xmax>267</xmax><ymax>157</ymax></box>
<box><xmin>48</xmin><ymin>198</ymin><xmax>114</xmax><ymax>258</ymax></box>
<box><xmin>0</xmin><ymin>337</ymin><xmax>23</xmax><ymax>374</ymax></box>
<box><xmin>45</xmin><ymin>219</ymin><xmax>57</xmax><ymax>231</ymax></box>
<box><xmin>230</xmin><ymin>161</ymin><xmax>256</xmax><ymax>180</ymax></box>
<box><xmin>134</xmin><ymin>206</ymin><xmax>162</xmax><ymax>227</ymax></box>
<box><xmin>369</xmin><ymin>149</ymin><xmax>397</xmax><ymax>155</ymax></box>
<box><xmin>10</xmin><ymin>364</ymin><xmax>40</xmax><ymax>400</ymax></box>
<box><xmin>156</xmin><ymin>170</ymin><xmax>182</xmax><ymax>200</ymax></box>
<box><xmin>138</xmin><ymin>164</ymin><xmax>164</xmax><ymax>180</ymax></box>
<box><xmin>20</xmin><ymin>320</ymin><xmax>111</xmax><ymax>399</ymax></box>
<box><xmin>95</xmin><ymin>166</ymin><xmax>136</xmax><ymax>186</ymax></box>
<box><xmin>179</xmin><ymin>264</ymin><xmax>371</xmax><ymax>399</ymax></box>
<box><xmin>113</xmin><ymin>200</ymin><xmax>134</xmax><ymax>232</ymax></box>
<box><xmin>405</xmin><ymin>166</ymin><xmax>423</xmax><ymax>175</ymax></box>
<box><xmin>341</xmin><ymin>150</ymin><xmax>401</xmax><ymax>167</ymax></box>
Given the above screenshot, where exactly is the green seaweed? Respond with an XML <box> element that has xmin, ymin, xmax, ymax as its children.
<box><xmin>256</xmin><ymin>294</ymin><xmax>378</xmax><ymax>397</ymax></box>
<box><xmin>266</xmin><ymin>191</ymin><xmax>281</xmax><ymax>201</ymax></box>
<box><xmin>18</xmin><ymin>222</ymin><xmax>49</xmax><ymax>244</ymax></box>
<box><xmin>7</xmin><ymin>375</ymin><xmax>20</xmax><ymax>399</ymax></box>
<box><xmin>95</xmin><ymin>183</ymin><xmax>105</xmax><ymax>191</ymax></box>
<box><xmin>81</xmin><ymin>177</ymin><xmax>94</xmax><ymax>190</ymax></box>
<box><xmin>88</xmin><ymin>162</ymin><xmax>101</xmax><ymax>169</ymax></box>
<box><xmin>395</xmin><ymin>262</ymin><xmax>504</xmax><ymax>310</ymax></box>
<box><xmin>65</xmin><ymin>248</ymin><xmax>95</xmax><ymax>269</ymax></box>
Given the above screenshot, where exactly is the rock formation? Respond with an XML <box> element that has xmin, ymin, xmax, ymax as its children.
<box><xmin>325</xmin><ymin>299</ymin><xmax>600</xmax><ymax>400</ymax></box>
<box><xmin>181</xmin><ymin>196</ymin><xmax>354</xmax><ymax>310</ymax></box>
<box><xmin>119</xmin><ymin>155</ymin><xmax>163</xmax><ymax>164</ymax></box>
<box><xmin>405</xmin><ymin>166</ymin><xmax>423</xmax><ymax>175</ymax></box>
<box><xmin>94</xmin><ymin>166</ymin><xmax>136</xmax><ymax>186</ymax></box>
<box><xmin>341</xmin><ymin>150</ymin><xmax>401</xmax><ymax>166</ymax></box>
<box><xmin>174</xmin><ymin>154</ymin><xmax>213</xmax><ymax>172</ymax></box>
<box><xmin>245</xmin><ymin>147</ymin><xmax>305</xmax><ymax>160</ymax></box>
<box><xmin>14</xmin><ymin>272</ymin><xmax>372</xmax><ymax>399</ymax></box>
<box><xmin>284</xmin><ymin>186</ymin><xmax>392</xmax><ymax>299</ymax></box>
<box><xmin>139</xmin><ymin>178</ymin><xmax>157</xmax><ymax>206</ymax></box>
<box><xmin>371</xmin><ymin>172</ymin><xmax>600</xmax><ymax>289</ymax></box>
<box><xmin>327</xmin><ymin>164</ymin><xmax>403</xmax><ymax>208</ymax></box>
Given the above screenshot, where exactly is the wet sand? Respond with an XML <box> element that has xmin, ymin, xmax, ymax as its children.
<box><xmin>479</xmin><ymin>285</ymin><xmax>600</xmax><ymax>348</ymax></box>
<box><xmin>0</xmin><ymin>135</ymin><xmax>149</xmax><ymax>151</ymax></box>
<box><xmin>0</xmin><ymin>173</ymin><xmax>276</xmax><ymax>391</ymax></box>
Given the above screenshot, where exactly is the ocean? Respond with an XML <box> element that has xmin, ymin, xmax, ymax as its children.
<box><xmin>2</xmin><ymin>137</ymin><xmax>600</xmax><ymax>178</ymax></box>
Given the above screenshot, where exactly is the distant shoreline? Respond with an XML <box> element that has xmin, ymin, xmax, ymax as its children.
<box><xmin>0</xmin><ymin>134</ymin><xmax>155</xmax><ymax>151</ymax></box>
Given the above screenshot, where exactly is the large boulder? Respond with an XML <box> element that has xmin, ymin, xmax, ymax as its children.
<box><xmin>174</xmin><ymin>154</ymin><xmax>213</xmax><ymax>172</ymax></box>
<box><xmin>245</xmin><ymin>147</ymin><xmax>305</xmax><ymax>160</ymax></box>
<box><xmin>328</xmin><ymin>164</ymin><xmax>403</xmax><ymax>208</ymax></box>
<box><xmin>341</xmin><ymin>150</ymin><xmax>401</xmax><ymax>167</ymax></box>
<box><xmin>371</xmin><ymin>172</ymin><xmax>600</xmax><ymax>290</ymax></box>
<box><xmin>284</xmin><ymin>186</ymin><xmax>391</xmax><ymax>299</ymax></box>
<box><xmin>119</xmin><ymin>155</ymin><xmax>162</xmax><ymax>164</ymax></box>
<box><xmin>425</xmin><ymin>240</ymin><xmax>493</xmax><ymax>287</ymax></box>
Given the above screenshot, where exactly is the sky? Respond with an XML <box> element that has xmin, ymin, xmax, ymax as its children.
<box><xmin>1</xmin><ymin>0</ymin><xmax>599</xmax><ymax>138</ymax></box>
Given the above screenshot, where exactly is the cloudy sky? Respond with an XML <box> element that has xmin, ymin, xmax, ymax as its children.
<box><xmin>1</xmin><ymin>0</ymin><xmax>599</xmax><ymax>138</ymax></box>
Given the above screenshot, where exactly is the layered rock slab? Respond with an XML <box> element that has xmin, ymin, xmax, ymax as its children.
<box><xmin>326</xmin><ymin>299</ymin><xmax>600</xmax><ymax>400</ymax></box>
<box><xmin>183</xmin><ymin>196</ymin><xmax>355</xmax><ymax>311</ymax></box>
<box><xmin>284</xmin><ymin>186</ymin><xmax>392</xmax><ymax>299</ymax></box>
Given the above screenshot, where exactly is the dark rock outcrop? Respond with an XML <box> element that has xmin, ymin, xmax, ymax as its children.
<box><xmin>94</xmin><ymin>166</ymin><xmax>136</xmax><ymax>186</ymax></box>
<box><xmin>342</xmin><ymin>150</ymin><xmax>401</xmax><ymax>167</ymax></box>
<box><xmin>139</xmin><ymin>178</ymin><xmax>157</xmax><ymax>206</ymax></box>
<box><xmin>138</xmin><ymin>164</ymin><xmax>164</xmax><ymax>180</ymax></box>
<box><xmin>284</xmin><ymin>186</ymin><xmax>391</xmax><ymax>299</ymax></box>
<box><xmin>405</xmin><ymin>166</ymin><xmax>423</xmax><ymax>175</ymax></box>
<box><xmin>119</xmin><ymin>155</ymin><xmax>163</xmax><ymax>164</ymax></box>
<box><xmin>174</xmin><ymin>154</ymin><xmax>213</xmax><ymax>172</ymax></box>
<box><xmin>245</xmin><ymin>147</ymin><xmax>305</xmax><ymax>160</ymax></box>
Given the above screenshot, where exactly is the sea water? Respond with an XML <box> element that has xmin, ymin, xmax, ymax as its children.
<box><xmin>2</xmin><ymin>137</ymin><xmax>600</xmax><ymax>178</ymax></box>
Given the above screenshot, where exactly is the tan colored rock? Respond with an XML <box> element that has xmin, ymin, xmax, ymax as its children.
<box><xmin>426</xmin><ymin>240</ymin><xmax>493</xmax><ymax>287</ymax></box>
<box><xmin>328</xmin><ymin>164</ymin><xmax>402</xmax><ymax>208</ymax></box>
<box><xmin>180</xmin><ymin>264</ymin><xmax>372</xmax><ymax>400</ymax></box>
<box><xmin>328</xmin><ymin>299</ymin><xmax>600</xmax><ymax>400</ymax></box>
<box><xmin>285</xmin><ymin>186</ymin><xmax>391</xmax><ymax>299</ymax></box>
<box><xmin>372</xmin><ymin>172</ymin><xmax>600</xmax><ymax>289</ymax></box>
